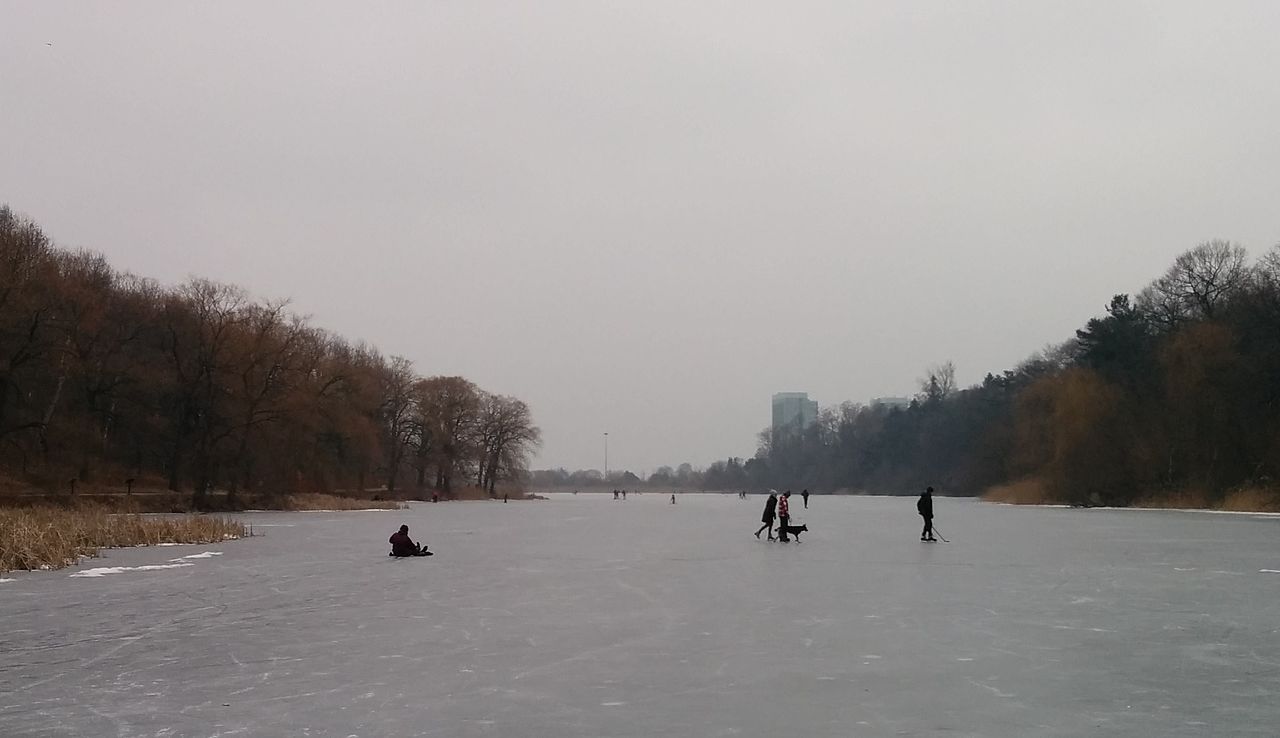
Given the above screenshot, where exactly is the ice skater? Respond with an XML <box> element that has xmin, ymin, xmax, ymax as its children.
<box><xmin>670</xmin><ymin>493</ymin><xmax>676</xmax><ymax>504</ymax></box>
<box><xmin>389</xmin><ymin>524</ymin><xmax>431</xmax><ymax>556</ymax></box>
<box><xmin>755</xmin><ymin>491</ymin><xmax>777</xmax><ymax>540</ymax></box>
<box><xmin>917</xmin><ymin>486</ymin><xmax>936</xmax><ymax>541</ymax></box>
<box><xmin>801</xmin><ymin>489</ymin><xmax>809</xmax><ymax>508</ymax></box>
<box><xmin>777</xmin><ymin>491</ymin><xmax>792</xmax><ymax>541</ymax></box>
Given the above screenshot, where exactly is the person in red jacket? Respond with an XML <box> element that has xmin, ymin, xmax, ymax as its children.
<box><xmin>777</xmin><ymin>490</ymin><xmax>791</xmax><ymax>541</ymax></box>
<box><xmin>389</xmin><ymin>524</ymin><xmax>429</xmax><ymax>556</ymax></box>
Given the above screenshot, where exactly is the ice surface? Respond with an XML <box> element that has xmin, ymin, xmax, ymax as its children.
<box><xmin>2</xmin><ymin>495</ymin><xmax>1278</xmax><ymax>737</ymax></box>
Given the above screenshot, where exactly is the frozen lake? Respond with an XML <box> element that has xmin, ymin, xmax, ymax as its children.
<box><xmin>2</xmin><ymin>494</ymin><xmax>1278</xmax><ymax>737</ymax></box>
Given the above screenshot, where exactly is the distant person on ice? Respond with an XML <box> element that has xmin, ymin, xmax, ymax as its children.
<box><xmin>755</xmin><ymin>491</ymin><xmax>777</xmax><ymax>540</ymax></box>
<box><xmin>670</xmin><ymin>493</ymin><xmax>676</xmax><ymax>504</ymax></box>
<box><xmin>389</xmin><ymin>524</ymin><xmax>429</xmax><ymax>556</ymax></box>
<box><xmin>777</xmin><ymin>491</ymin><xmax>792</xmax><ymax>541</ymax></box>
<box><xmin>801</xmin><ymin>489</ymin><xmax>809</xmax><ymax>508</ymax></box>
<box><xmin>917</xmin><ymin>487</ymin><xmax>936</xmax><ymax>541</ymax></box>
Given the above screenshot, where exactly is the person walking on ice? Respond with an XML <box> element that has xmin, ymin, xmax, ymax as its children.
<box><xmin>755</xmin><ymin>491</ymin><xmax>778</xmax><ymax>540</ymax></box>
<box><xmin>917</xmin><ymin>486</ymin><xmax>936</xmax><ymax>541</ymax></box>
<box><xmin>801</xmin><ymin>489</ymin><xmax>809</xmax><ymax>508</ymax></box>
<box><xmin>777</xmin><ymin>490</ymin><xmax>792</xmax><ymax>541</ymax></box>
<box><xmin>670</xmin><ymin>493</ymin><xmax>676</xmax><ymax>504</ymax></box>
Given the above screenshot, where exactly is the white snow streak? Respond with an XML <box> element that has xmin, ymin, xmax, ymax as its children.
<box><xmin>170</xmin><ymin>551</ymin><xmax>223</xmax><ymax>561</ymax></box>
<box><xmin>1260</xmin><ymin>569</ymin><xmax>1280</xmax><ymax>574</ymax></box>
<box><xmin>64</xmin><ymin>549</ymin><xmax>224</xmax><ymax>578</ymax></box>
<box><xmin>70</xmin><ymin>563</ymin><xmax>194</xmax><ymax>577</ymax></box>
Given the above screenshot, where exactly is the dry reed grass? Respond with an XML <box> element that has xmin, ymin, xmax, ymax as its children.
<box><xmin>282</xmin><ymin>493</ymin><xmax>403</xmax><ymax>511</ymax></box>
<box><xmin>1218</xmin><ymin>487</ymin><xmax>1280</xmax><ymax>512</ymax></box>
<box><xmin>981</xmin><ymin>478</ymin><xmax>1054</xmax><ymax>505</ymax></box>
<box><xmin>985</xmin><ymin>480</ymin><xmax>1280</xmax><ymax>512</ymax></box>
<box><xmin>1134</xmin><ymin>486</ymin><xmax>1280</xmax><ymax>512</ymax></box>
<box><xmin>0</xmin><ymin>506</ymin><xmax>247</xmax><ymax>573</ymax></box>
<box><xmin>1132</xmin><ymin>489</ymin><xmax>1216</xmax><ymax>509</ymax></box>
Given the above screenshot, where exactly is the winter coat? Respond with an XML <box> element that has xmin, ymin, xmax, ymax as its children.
<box><xmin>389</xmin><ymin>530</ymin><xmax>417</xmax><ymax>555</ymax></box>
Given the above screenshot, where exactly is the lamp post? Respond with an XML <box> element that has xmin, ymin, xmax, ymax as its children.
<box><xmin>603</xmin><ymin>432</ymin><xmax>609</xmax><ymax>483</ymax></box>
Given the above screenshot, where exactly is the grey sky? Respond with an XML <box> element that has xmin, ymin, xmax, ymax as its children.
<box><xmin>3</xmin><ymin>3</ymin><xmax>1278</xmax><ymax>474</ymax></box>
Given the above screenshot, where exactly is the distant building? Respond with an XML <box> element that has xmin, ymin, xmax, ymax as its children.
<box><xmin>772</xmin><ymin>392</ymin><xmax>818</xmax><ymax>438</ymax></box>
<box><xmin>871</xmin><ymin>396</ymin><xmax>911</xmax><ymax>410</ymax></box>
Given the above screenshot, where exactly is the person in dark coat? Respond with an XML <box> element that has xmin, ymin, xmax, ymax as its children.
<box><xmin>917</xmin><ymin>487</ymin><xmax>935</xmax><ymax>541</ymax></box>
<box><xmin>389</xmin><ymin>524</ymin><xmax>427</xmax><ymax>556</ymax></box>
<box><xmin>801</xmin><ymin>489</ymin><xmax>810</xmax><ymax>508</ymax></box>
<box><xmin>755</xmin><ymin>491</ymin><xmax>778</xmax><ymax>540</ymax></box>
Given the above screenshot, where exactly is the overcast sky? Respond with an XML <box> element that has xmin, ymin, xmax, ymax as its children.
<box><xmin>3</xmin><ymin>2</ymin><xmax>1279</xmax><ymax>474</ymax></box>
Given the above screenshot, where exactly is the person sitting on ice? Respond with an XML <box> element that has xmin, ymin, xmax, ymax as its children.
<box><xmin>389</xmin><ymin>524</ymin><xmax>429</xmax><ymax>556</ymax></box>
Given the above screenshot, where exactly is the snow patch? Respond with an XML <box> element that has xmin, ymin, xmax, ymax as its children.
<box><xmin>1260</xmin><ymin>569</ymin><xmax>1280</xmax><ymax>574</ymax></box>
<box><xmin>0</xmin><ymin>578</ymin><xmax>15</xmax><ymax>583</ymax></box>
<box><xmin>70</xmin><ymin>562</ymin><xmax>194</xmax><ymax>577</ymax></box>
<box><xmin>170</xmin><ymin>551</ymin><xmax>223</xmax><ymax>561</ymax></box>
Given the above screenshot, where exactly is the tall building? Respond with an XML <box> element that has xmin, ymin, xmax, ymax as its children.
<box><xmin>772</xmin><ymin>392</ymin><xmax>818</xmax><ymax>438</ymax></box>
<box><xmin>871</xmin><ymin>396</ymin><xmax>911</xmax><ymax>410</ymax></box>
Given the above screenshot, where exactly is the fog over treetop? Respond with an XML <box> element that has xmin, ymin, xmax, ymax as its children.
<box><xmin>3</xmin><ymin>2</ymin><xmax>1278</xmax><ymax>472</ymax></box>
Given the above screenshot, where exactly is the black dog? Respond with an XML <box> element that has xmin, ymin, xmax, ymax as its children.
<box><xmin>779</xmin><ymin>524</ymin><xmax>808</xmax><ymax>542</ymax></box>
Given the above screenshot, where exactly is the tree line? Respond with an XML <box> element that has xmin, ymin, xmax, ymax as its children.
<box><xmin>529</xmin><ymin>463</ymin><xmax>701</xmax><ymax>490</ymax></box>
<box><xmin>0</xmin><ymin>206</ymin><xmax>540</xmax><ymax>508</ymax></box>
<box><xmin>701</xmin><ymin>239</ymin><xmax>1280</xmax><ymax>506</ymax></box>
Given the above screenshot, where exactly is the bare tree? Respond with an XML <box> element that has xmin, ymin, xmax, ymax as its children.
<box><xmin>376</xmin><ymin>355</ymin><xmax>418</xmax><ymax>494</ymax></box>
<box><xmin>1254</xmin><ymin>243</ymin><xmax>1280</xmax><ymax>294</ymax></box>
<box><xmin>0</xmin><ymin>207</ymin><xmax>60</xmax><ymax>450</ymax></box>
<box><xmin>223</xmin><ymin>304</ymin><xmax>307</xmax><ymax>505</ymax></box>
<box><xmin>474</xmin><ymin>393</ymin><xmax>540</xmax><ymax>496</ymax></box>
<box><xmin>415</xmin><ymin>376</ymin><xmax>480</xmax><ymax>496</ymax></box>
<box><xmin>917</xmin><ymin>361</ymin><xmax>957</xmax><ymax>403</ymax></box>
<box><xmin>159</xmin><ymin>279</ymin><xmax>249</xmax><ymax>506</ymax></box>
<box><xmin>1139</xmin><ymin>240</ymin><xmax>1249</xmax><ymax>327</ymax></box>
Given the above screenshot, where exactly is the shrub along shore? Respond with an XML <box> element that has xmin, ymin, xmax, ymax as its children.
<box><xmin>0</xmin><ymin>505</ymin><xmax>250</xmax><ymax>573</ymax></box>
<box><xmin>981</xmin><ymin>478</ymin><xmax>1280</xmax><ymax>512</ymax></box>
